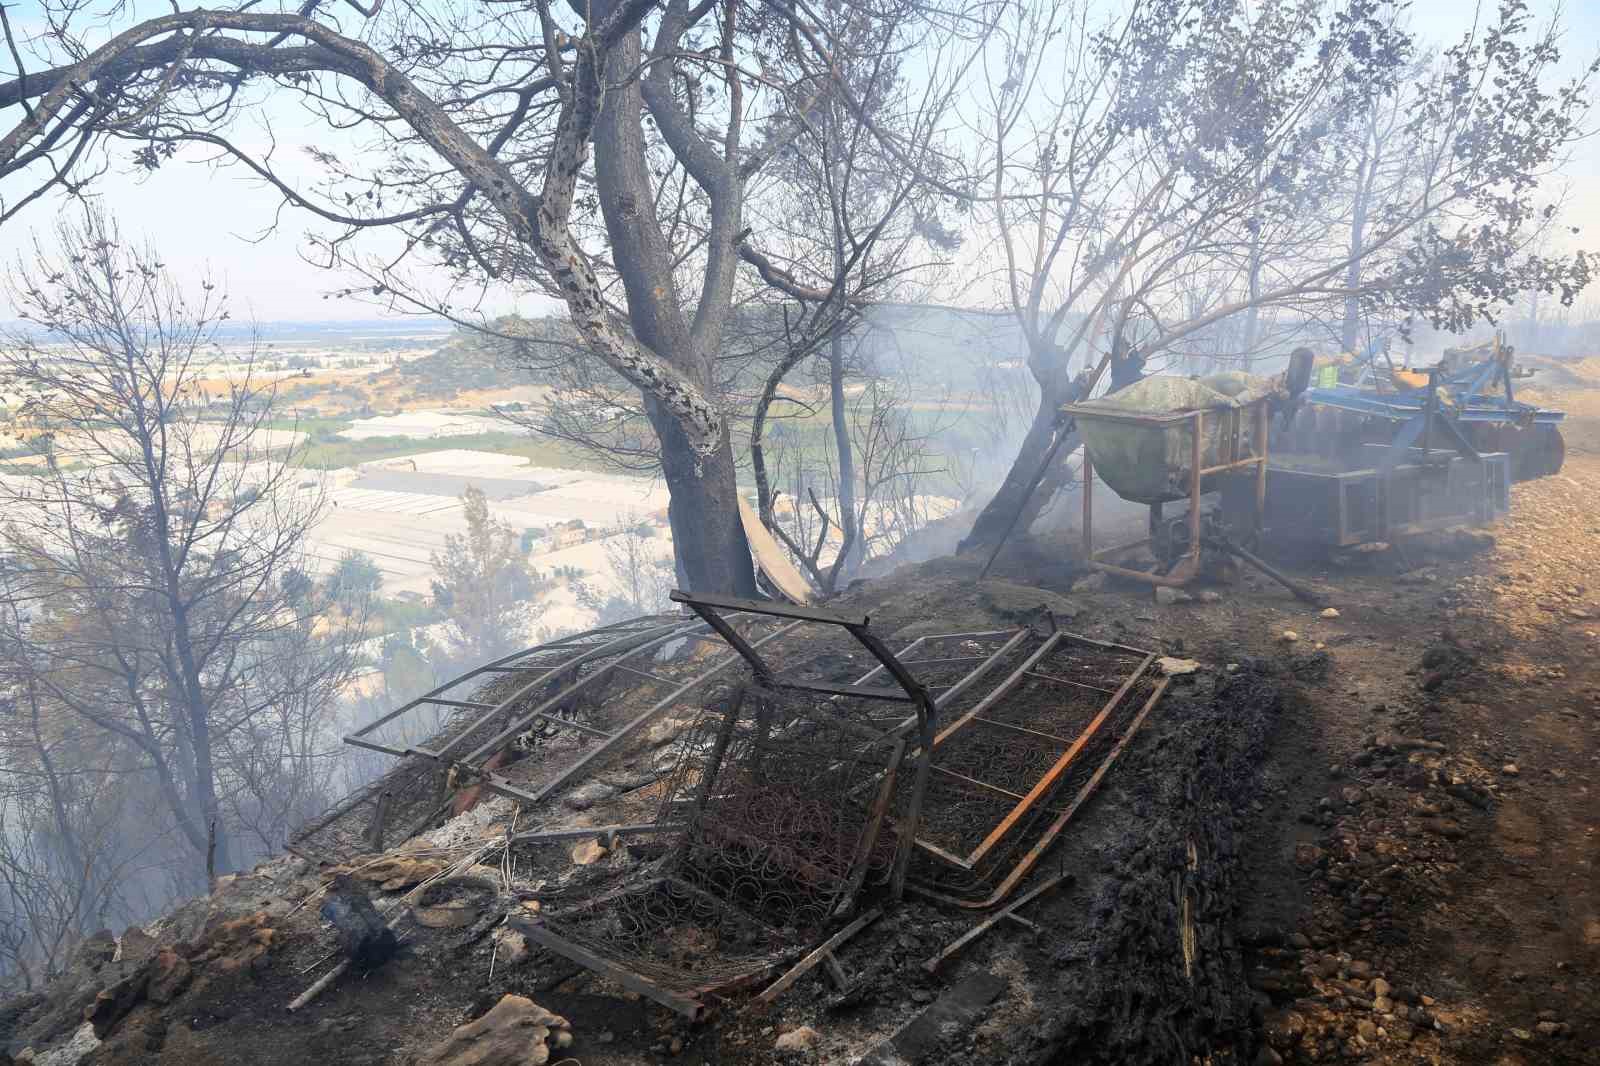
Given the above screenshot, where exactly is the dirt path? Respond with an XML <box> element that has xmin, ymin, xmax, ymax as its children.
<box><xmin>1229</xmin><ymin>375</ymin><xmax>1600</xmax><ymax>1065</ymax></box>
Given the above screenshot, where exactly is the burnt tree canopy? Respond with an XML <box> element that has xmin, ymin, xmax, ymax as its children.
<box><xmin>0</xmin><ymin>0</ymin><xmax>976</xmax><ymax>593</ymax></box>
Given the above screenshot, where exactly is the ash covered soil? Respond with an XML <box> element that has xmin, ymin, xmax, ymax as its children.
<box><xmin>6</xmin><ymin>370</ymin><xmax>1600</xmax><ymax>1066</ymax></box>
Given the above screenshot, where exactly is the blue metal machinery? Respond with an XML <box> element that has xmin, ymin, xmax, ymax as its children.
<box><xmin>1296</xmin><ymin>333</ymin><xmax>1565</xmax><ymax>480</ymax></box>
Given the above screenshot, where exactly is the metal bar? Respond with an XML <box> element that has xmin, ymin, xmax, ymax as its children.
<box><xmin>898</xmin><ymin>655</ymin><xmax>995</xmax><ymax>667</ymax></box>
<box><xmin>614</xmin><ymin>664</ymin><xmax>677</xmax><ymax>685</ymax></box>
<box><xmin>1082</xmin><ymin>450</ymin><xmax>1094</xmax><ymax>560</ymax></box>
<box><xmin>343</xmin><ymin>736</ymin><xmax>409</xmax><ymax>757</ymax></box>
<box><xmin>1256</xmin><ymin>400</ymin><xmax>1270</xmax><ymax>537</ymax></box>
<box><xmin>835</xmin><ymin>741</ymin><xmax>903</xmax><ymax>913</ymax></box>
<box><xmin>964</xmin><ymin>653</ymin><xmax>1155</xmax><ymax>867</ymax></box>
<box><xmin>971</xmin><ymin>716</ymin><xmax>1074</xmax><ymax>747</ymax></box>
<box><xmin>1022</xmin><ymin>670</ymin><xmax>1115</xmax><ymax>695</ymax></box>
<box><xmin>914</xmin><ymin>837</ymin><xmax>975</xmax><ymax>870</ymax></box>
<box><xmin>515</xmin><ymin>622</ymin><xmax>805</xmax><ymax>808</ymax></box>
<box><xmin>823</xmin><ymin>952</ymin><xmax>850</xmax><ymax>989</ymax></box>
<box><xmin>920</xmin><ymin>874</ymin><xmax>1070</xmax><ymax>972</ymax></box>
<box><xmin>931</xmin><ymin>765</ymin><xmax>1029</xmax><ymax>802</ymax></box>
<box><xmin>678</xmin><ymin>600</ymin><xmax>777</xmax><ymax>684</ymax></box>
<box><xmin>843</xmin><ymin>624</ymin><xmax>941</xmax><ymax>901</ymax></box>
<box><xmin>770</xmin><ymin>678</ymin><xmax>916</xmax><ymax>703</ymax></box>
<box><xmin>751</xmin><ymin>908</ymin><xmax>882</xmax><ymax>1008</ymax></box>
<box><xmin>1186</xmin><ymin>409</ymin><xmax>1203</xmax><ymax>572</ymax></box>
<box><xmin>516</xmin><ymin>920</ymin><xmax>707</xmax><ymax>1020</ymax></box>
<box><xmin>345</xmin><ymin>631</ymin><xmax>607</xmax><ymax>741</ymax></box>
<box><xmin>533</xmin><ymin>713</ymin><xmax>613</xmax><ymax>739</ymax></box>
<box><xmin>670</xmin><ymin>589</ymin><xmax>869</xmax><ymax>628</ymax></box>
<box><xmin>421</xmin><ymin>697</ymin><xmax>498</xmax><ymax>710</ymax></box>
<box><xmin>509</xmin><ymin>823</ymin><xmax>685</xmax><ymax>845</ymax></box>
<box><xmin>979</xmin><ymin>415</ymin><xmax>1075</xmax><ymax>581</ymax></box>
<box><xmin>853</xmin><ymin>636</ymin><xmax>930</xmax><ymax>688</ymax></box>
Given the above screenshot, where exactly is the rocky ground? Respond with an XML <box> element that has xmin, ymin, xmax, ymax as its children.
<box><xmin>5</xmin><ymin>368</ymin><xmax>1600</xmax><ymax>1066</ymax></box>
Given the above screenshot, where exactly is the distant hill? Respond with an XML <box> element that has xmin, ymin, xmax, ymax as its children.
<box><xmin>377</xmin><ymin>315</ymin><xmax>581</xmax><ymax>399</ymax></box>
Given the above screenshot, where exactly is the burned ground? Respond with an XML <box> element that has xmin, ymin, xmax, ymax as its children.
<box><xmin>6</xmin><ymin>373</ymin><xmax>1600</xmax><ymax>1066</ymax></box>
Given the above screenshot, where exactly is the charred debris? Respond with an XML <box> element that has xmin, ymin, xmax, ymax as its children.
<box><xmin>246</xmin><ymin>583</ymin><xmax>1285</xmax><ymax>1065</ymax></box>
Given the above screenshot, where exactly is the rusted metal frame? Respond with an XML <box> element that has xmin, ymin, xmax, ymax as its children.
<box><xmin>509</xmin><ymin>823</ymin><xmax>686</xmax><ymax>845</ymax></box>
<box><xmin>844</xmin><ymin>622</ymin><xmax>940</xmax><ymax>900</ymax></box>
<box><xmin>669</xmin><ymin>588</ymin><xmax>871</xmax><ymax>628</ymax></box>
<box><xmin>451</xmin><ymin>620</ymin><xmax>714</xmax><ymax>765</ymax></box>
<box><xmin>834</xmin><ymin>738</ymin><xmax>903</xmax><ymax>913</ymax></box>
<box><xmin>341</xmin><ymin>627</ymin><xmax>645</xmax><ymax>747</ymax></box>
<box><xmin>512</xmin><ymin>621</ymin><xmax>805</xmax><ymax>808</ymax></box>
<box><xmin>673</xmin><ymin>686</ymin><xmax>748</xmax><ymax>869</ymax></box>
<box><xmin>771</xmin><ymin>678</ymin><xmax>917</xmax><ymax>703</ymax></box>
<box><xmin>516</xmin><ymin>919</ymin><xmax>708</xmax><ymax>1020</ymax></box>
<box><xmin>921</xmin><ymin>675</ymin><xmax>1172</xmax><ymax>910</ymax></box>
<box><xmin>344</xmin><ymin>736</ymin><xmax>409</xmax><ymax>757</ymax></box>
<box><xmin>854</xmin><ymin>628</ymin><xmax>1028</xmax><ymax>701</ymax></box>
<box><xmin>1022</xmin><ymin>670</ymin><xmax>1115</xmax><ymax>695</ymax></box>
<box><xmin>920</xmin><ymin>873</ymin><xmax>1070</xmax><ymax>972</ymax></box>
<box><xmin>750</xmin><ymin>907</ymin><xmax>883</xmax><ymax>1009</ymax></box>
<box><xmin>963</xmin><ymin>652</ymin><xmax>1155</xmax><ymax>867</ymax></box>
<box><xmin>932</xmin><ymin>633</ymin><xmax>1066</xmax><ymax>747</ymax></box>
<box><xmin>613</xmin><ymin>663</ymin><xmax>677</xmax><ymax>685</ymax></box>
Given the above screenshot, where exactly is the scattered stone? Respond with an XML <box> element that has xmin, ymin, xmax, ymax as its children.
<box><xmin>1420</xmin><ymin>817</ymin><xmax>1465</xmax><ymax>840</ymax></box>
<box><xmin>1157</xmin><ymin>656</ymin><xmax>1202</xmax><ymax>677</ymax></box>
<box><xmin>775</xmin><ymin>1026</ymin><xmax>821</xmax><ymax>1053</ymax></box>
<box><xmin>1509</xmin><ymin>1027</ymin><xmax>1533</xmax><ymax>1042</ymax></box>
<box><xmin>423</xmin><ymin>995</ymin><xmax>571</xmax><ymax>1066</ymax></box>
<box><xmin>1347</xmin><ymin>960</ymin><xmax>1373</xmax><ymax>979</ymax></box>
<box><xmin>1280</xmin><ymin>630</ymin><xmax>1300</xmax><ymax>643</ymax></box>
<box><xmin>1501</xmin><ymin>763</ymin><xmax>1520</xmax><ymax>777</ymax></box>
<box><xmin>1371</xmin><ymin>978</ymin><xmax>1392</xmax><ymax>1000</ymax></box>
<box><xmin>413</xmin><ymin>898</ymin><xmax>481</xmax><ymax>930</ymax></box>
<box><xmin>1356</xmin><ymin>1021</ymin><xmax>1377</xmax><ymax>1040</ymax></box>
<box><xmin>491</xmin><ymin>927</ymin><xmax>530</xmax><ymax>968</ymax></box>
<box><xmin>1535</xmin><ymin>1021</ymin><xmax>1567</xmax><ymax>1038</ymax></box>
<box><xmin>643</xmin><ymin>717</ymin><xmax>695</xmax><ymax>748</ymax></box>
<box><xmin>1320</xmin><ymin>607</ymin><xmax>1341</xmax><ymax>619</ymax></box>
<box><xmin>570</xmin><ymin>838</ymin><xmax>609</xmax><ymax>866</ymax></box>
<box><xmin>1197</xmin><ymin>589</ymin><xmax>1223</xmax><ymax>603</ymax></box>
<box><xmin>1153</xmin><ymin>586</ymin><xmax>1191</xmax><ymax>606</ymax></box>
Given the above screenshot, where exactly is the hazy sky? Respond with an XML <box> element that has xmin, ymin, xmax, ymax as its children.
<box><xmin>0</xmin><ymin>0</ymin><xmax>1595</xmax><ymax>323</ymax></box>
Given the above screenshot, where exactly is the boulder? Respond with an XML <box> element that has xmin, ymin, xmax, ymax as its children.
<box><xmin>422</xmin><ymin>995</ymin><xmax>571</xmax><ymax>1066</ymax></box>
<box><xmin>978</xmin><ymin>581</ymin><xmax>1082</xmax><ymax>623</ymax></box>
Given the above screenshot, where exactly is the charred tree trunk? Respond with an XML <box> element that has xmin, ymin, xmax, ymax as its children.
<box><xmin>592</xmin><ymin>1</ymin><xmax>756</xmax><ymax>596</ymax></box>
<box><xmin>957</xmin><ymin>355</ymin><xmax>1093</xmax><ymax>556</ymax></box>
